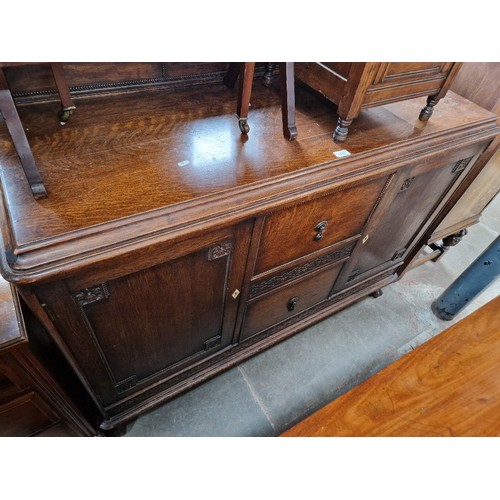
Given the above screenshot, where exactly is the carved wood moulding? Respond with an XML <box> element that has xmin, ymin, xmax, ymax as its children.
<box><xmin>73</xmin><ymin>283</ymin><xmax>110</xmax><ymax>307</ymax></box>
<box><xmin>250</xmin><ymin>242</ymin><xmax>356</xmax><ymax>298</ymax></box>
<box><xmin>207</xmin><ymin>241</ymin><xmax>233</xmax><ymax>261</ymax></box>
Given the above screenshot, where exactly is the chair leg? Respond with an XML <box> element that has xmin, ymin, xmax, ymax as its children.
<box><xmin>280</xmin><ymin>62</ymin><xmax>297</xmax><ymax>141</ymax></box>
<box><xmin>0</xmin><ymin>78</ymin><xmax>47</xmax><ymax>198</ymax></box>
<box><xmin>236</xmin><ymin>62</ymin><xmax>255</xmax><ymax>135</ymax></box>
<box><xmin>50</xmin><ymin>63</ymin><xmax>75</xmax><ymax>125</ymax></box>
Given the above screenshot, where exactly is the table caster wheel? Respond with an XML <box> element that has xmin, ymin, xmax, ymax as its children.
<box><xmin>239</xmin><ymin>119</ymin><xmax>250</xmax><ymax>134</ymax></box>
<box><xmin>58</xmin><ymin>106</ymin><xmax>76</xmax><ymax>125</ymax></box>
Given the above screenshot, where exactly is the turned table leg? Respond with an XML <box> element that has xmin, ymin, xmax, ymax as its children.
<box><xmin>334</xmin><ymin>117</ymin><xmax>353</xmax><ymax>142</ymax></box>
<box><xmin>419</xmin><ymin>95</ymin><xmax>440</xmax><ymax>121</ymax></box>
<box><xmin>0</xmin><ymin>70</ymin><xmax>47</xmax><ymax>199</ymax></box>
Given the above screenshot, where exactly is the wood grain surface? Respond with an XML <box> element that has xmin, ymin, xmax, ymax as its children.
<box><xmin>282</xmin><ymin>295</ymin><xmax>500</xmax><ymax>437</ymax></box>
<box><xmin>0</xmin><ymin>75</ymin><xmax>497</xmax><ymax>284</ymax></box>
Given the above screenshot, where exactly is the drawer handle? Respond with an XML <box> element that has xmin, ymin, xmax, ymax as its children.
<box><xmin>314</xmin><ymin>221</ymin><xmax>328</xmax><ymax>241</ymax></box>
<box><xmin>287</xmin><ymin>297</ymin><xmax>298</xmax><ymax>311</ymax></box>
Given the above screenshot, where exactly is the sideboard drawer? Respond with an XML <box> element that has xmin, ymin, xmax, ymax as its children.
<box><xmin>254</xmin><ymin>176</ymin><xmax>389</xmax><ymax>275</ymax></box>
<box><xmin>384</xmin><ymin>62</ymin><xmax>450</xmax><ymax>79</ymax></box>
<box><xmin>241</xmin><ymin>262</ymin><xmax>343</xmax><ymax>342</ymax></box>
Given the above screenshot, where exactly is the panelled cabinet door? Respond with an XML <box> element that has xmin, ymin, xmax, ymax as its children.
<box><xmin>35</xmin><ymin>223</ymin><xmax>251</xmax><ymax>407</ymax></box>
<box><xmin>332</xmin><ymin>153</ymin><xmax>478</xmax><ymax>292</ymax></box>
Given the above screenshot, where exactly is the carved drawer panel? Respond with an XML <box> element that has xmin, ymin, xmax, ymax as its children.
<box><xmin>249</xmin><ymin>239</ymin><xmax>356</xmax><ymax>299</ymax></box>
<box><xmin>240</xmin><ymin>262</ymin><xmax>344</xmax><ymax>342</ymax></box>
<box><xmin>253</xmin><ymin>175</ymin><xmax>389</xmax><ymax>275</ymax></box>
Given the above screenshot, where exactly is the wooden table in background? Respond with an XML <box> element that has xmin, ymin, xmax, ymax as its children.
<box><xmin>282</xmin><ymin>295</ymin><xmax>500</xmax><ymax>437</ymax></box>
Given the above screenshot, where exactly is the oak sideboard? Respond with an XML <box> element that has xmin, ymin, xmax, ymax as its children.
<box><xmin>0</xmin><ymin>63</ymin><xmax>498</xmax><ymax>434</ymax></box>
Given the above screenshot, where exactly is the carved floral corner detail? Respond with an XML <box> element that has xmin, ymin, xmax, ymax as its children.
<box><xmin>207</xmin><ymin>241</ymin><xmax>233</xmax><ymax>261</ymax></box>
<box><xmin>73</xmin><ymin>283</ymin><xmax>110</xmax><ymax>307</ymax></box>
<box><xmin>399</xmin><ymin>177</ymin><xmax>415</xmax><ymax>191</ymax></box>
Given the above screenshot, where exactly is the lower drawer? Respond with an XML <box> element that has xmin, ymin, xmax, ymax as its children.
<box><xmin>240</xmin><ymin>263</ymin><xmax>343</xmax><ymax>342</ymax></box>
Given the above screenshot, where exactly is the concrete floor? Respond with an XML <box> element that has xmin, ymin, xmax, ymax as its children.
<box><xmin>126</xmin><ymin>195</ymin><xmax>500</xmax><ymax>437</ymax></box>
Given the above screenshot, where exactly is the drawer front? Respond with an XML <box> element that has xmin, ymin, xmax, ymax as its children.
<box><xmin>241</xmin><ymin>262</ymin><xmax>343</xmax><ymax>342</ymax></box>
<box><xmin>372</xmin><ymin>62</ymin><xmax>452</xmax><ymax>86</ymax></box>
<box><xmin>254</xmin><ymin>176</ymin><xmax>389</xmax><ymax>275</ymax></box>
<box><xmin>365</xmin><ymin>62</ymin><xmax>455</xmax><ymax>106</ymax></box>
<box><xmin>387</xmin><ymin>62</ymin><xmax>450</xmax><ymax>78</ymax></box>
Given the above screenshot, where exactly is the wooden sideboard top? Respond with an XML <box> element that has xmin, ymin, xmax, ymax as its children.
<box><xmin>0</xmin><ymin>78</ymin><xmax>498</xmax><ymax>282</ymax></box>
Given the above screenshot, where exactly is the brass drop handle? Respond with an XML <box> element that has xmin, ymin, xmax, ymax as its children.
<box><xmin>287</xmin><ymin>297</ymin><xmax>298</xmax><ymax>311</ymax></box>
<box><xmin>314</xmin><ymin>220</ymin><xmax>328</xmax><ymax>241</ymax></box>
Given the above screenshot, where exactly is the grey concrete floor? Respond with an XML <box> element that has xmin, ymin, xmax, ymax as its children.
<box><xmin>126</xmin><ymin>195</ymin><xmax>500</xmax><ymax>437</ymax></box>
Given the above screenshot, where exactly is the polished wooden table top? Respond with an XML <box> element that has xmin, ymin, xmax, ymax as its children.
<box><xmin>0</xmin><ymin>80</ymin><xmax>497</xmax><ymax>282</ymax></box>
<box><xmin>0</xmin><ymin>83</ymin><xmax>495</xmax><ymax>243</ymax></box>
<box><xmin>282</xmin><ymin>295</ymin><xmax>500</xmax><ymax>437</ymax></box>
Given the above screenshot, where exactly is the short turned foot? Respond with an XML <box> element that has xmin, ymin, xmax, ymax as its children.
<box><xmin>334</xmin><ymin>117</ymin><xmax>352</xmax><ymax>142</ymax></box>
<box><xmin>371</xmin><ymin>289</ymin><xmax>383</xmax><ymax>298</ymax></box>
<box><xmin>419</xmin><ymin>96</ymin><xmax>439</xmax><ymax>121</ymax></box>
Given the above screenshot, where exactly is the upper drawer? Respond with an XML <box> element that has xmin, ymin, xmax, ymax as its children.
<box><xmin>253</xmin><ymin>176</ymin><xmax>389</xmax><ymax>275</ymax></box>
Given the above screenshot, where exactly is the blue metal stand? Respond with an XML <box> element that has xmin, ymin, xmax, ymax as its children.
<box><xmin>431</xmin><ymin>234</ymin><xmax>500</xmax><ymax>320</ymax></box>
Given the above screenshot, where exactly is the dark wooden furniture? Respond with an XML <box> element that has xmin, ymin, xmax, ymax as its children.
<box><xmin>0</xmin><ymin>63</ymin><xmax>497</xmax><ymax>434</ymax></box>
<box><xmin>226</xmin><ymin>62</ymin><xmax>297</xmax><ymax>140</ymax></box>
<box><xmin>291</xmin><ymin>62</ymin><xmax>463</xmax><ymax>141</ymax></box>
<box><xmin>282</xmin><ymin>295</ymin><xmax>500</xmax><ymax>437</ymax></box>
<box><xmin>411</xmin><ymin>62</ymin><xmax>500</xmax><ymax>265</ymax></box>
<box><xmin>0</xmin><ymin>63</ymin><xmax>75</xmax><ymax>199</ymax></box>
<box><xmin>0</xmin><ymin>275</ymin><xmax>94</xmax><ymax>436</ymax></box>
<box><xmin>223</xmin><ymin>62</ymin><xmax>256</xmax><ymax>134</ymax></box>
